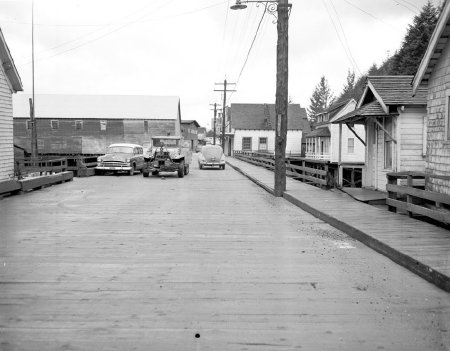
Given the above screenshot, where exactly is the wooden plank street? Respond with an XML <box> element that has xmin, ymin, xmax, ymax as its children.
<box><xmin>0</xmin><ymin>156</ymin><xmax>449</xmax><ymax>350</ymax></box>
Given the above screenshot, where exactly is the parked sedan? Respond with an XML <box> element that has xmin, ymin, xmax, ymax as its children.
<box><xmin>198</xmin><ymin>144</ymin><xmax>226</xmax><ymax>170</ymax></box>
<box><xmin>96</xmin><ymin>143</ymin><xmax>145</xmax><ymax>175</ymax></box>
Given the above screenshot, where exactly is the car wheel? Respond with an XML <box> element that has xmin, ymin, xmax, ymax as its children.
<box><xmin>129</xmin><ymin>164</ymin><xmax>135</xmax><ymax>176</ymax></box>
<box><xmin>152</xmin><ymin>171</ymin><xmax>159</xmax><ymax>176</ymax></box>
<box><xmin>222</xmin><ymin>164</ymin><xmax>226</xmax><ymax>170</ymax></box>
<box><xmin>143</xmin><ymin>170</ymin><xmax>149</xmax><ymax>177</ymax></box>
<box><xmin>199</xmin><ymin>164</ymin><xmax>203</xmax><ymax>170</ymax></box>
<box><xmin>184</xmin><ymin>164</ymin><xmax>189</xmax><ymax>175</ymax></box>
<box><xmin>178</xmin><ymin>161</ymin><xmax>185</xmax><ymax>178</ymax></box>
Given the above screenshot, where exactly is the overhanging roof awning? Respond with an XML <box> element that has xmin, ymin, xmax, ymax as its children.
<box><xmin>306</xmin><ymin>126</ymin><xmax>330</xmax><ymax>138</ymax></box>
<box><xmin>333</xmin><ymin>101</ymin><xmax>397</xmax><ymax>124</ymax></box>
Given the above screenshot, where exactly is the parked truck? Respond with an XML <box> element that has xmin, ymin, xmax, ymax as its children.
<box><xmin>142</xmin><ymin>136</ymin><xmax>192</xmax><ymax>178</ymax></box>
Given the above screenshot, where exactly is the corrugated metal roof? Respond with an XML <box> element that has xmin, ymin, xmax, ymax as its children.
<box><xmin>306</xmin><ymin>126</ymin><xmax>331</xmax><ymax>138</ymax></box>
<box><xmin>230</xmin><ymin>103</ymin><xmax>310</xmax><ymax>132</ymax></box>
<box><xmin>13</xmin><ymin>94</ymin><xmax>180</xmax><ymax>119</ymax></box>
<box><xmin>333</xmin><ymin>101</ymin><xmax>397</xmax><ymax>123</ymax></box>
<box><xmin>367</xmin><ymin>76</ymin><xmax>427</xmax><ymax>105</ymax></box>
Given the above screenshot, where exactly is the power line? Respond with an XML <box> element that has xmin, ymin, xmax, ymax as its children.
<box><xmin>322</xmin><ymin>0</ymin><xmax>359</xmax><ymax>75</ymax></box>
<box><xmin>234</xmin><ymin>3</ymin><xmax>267</xmax><ymax>87</ymax></box>
<box><xmin>328</xmin><ymin>0</ymin><xmax>362</xmax><ymax>75</ymax></box>
<box><xmin>392</xmin><ymin>0</ymin><xmax>419</xmax><ymax>14</ymax></box>
<box><xmin>341</xmin><ymin>0</ymin><xmax>402</xmax><ymax>31</ymax></box>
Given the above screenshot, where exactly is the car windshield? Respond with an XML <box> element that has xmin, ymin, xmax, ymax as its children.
<box><xmin>153</xmin><ymin>138</ymin><xmax>180</xmax><ymax>147</ymax></box>
<box><xmin>107</xmin><ymin>146</ymin><xmax>133</xmax><ymax>154</ymax></box>
<box><xmin>202</xmin><ymin>146</ymin><xmax>223</xmax><ymax>158</ymax></box>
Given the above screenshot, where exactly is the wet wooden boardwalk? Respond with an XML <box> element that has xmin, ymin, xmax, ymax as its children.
<box><xmin>227</xmin><ymin>157</ymin><xmax>450</xmax><ymax>292</ymax></box>
<box><xmin>0</xmin><ymin>159</ymin><xmax>449</xmax><ymax>350</ymax></box>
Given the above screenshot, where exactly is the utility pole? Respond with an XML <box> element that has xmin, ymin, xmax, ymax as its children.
<box><xmin>274</xmin><ymin>0</ymin><xmax>290</xmax><ymax>197</ymax></box>
<box><xmin>214</xmin><ymin>79</ymin><xmax>235</xmax><ymax>151</ymax></box>
<box><xmin>209</xmin><ymin>103</ymin><xmax>221</xmax><ymax>145</ymax></box>
<box><xmin>30</xmin><ymin>0</ymin><xmax>38</xmax><ymax>159</ymax></box>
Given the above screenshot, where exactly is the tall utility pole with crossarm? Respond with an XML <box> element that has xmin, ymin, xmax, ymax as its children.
<box><xmin>209</xmin><ymin>103</ymin><xmax>221</xmax><ymax>145</ymax></box>
<box><xmin>230</xmin><ymin>0</ymin><xmax>291</xmax><ymax>197</ymax></box>
<box><xmin>214</xmin><ymin>80</ymin><xmax>236</xmax><ymax>152</ymax></box>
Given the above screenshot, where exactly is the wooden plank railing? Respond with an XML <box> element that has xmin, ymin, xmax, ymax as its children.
<box><xmin>15</xmin><ymin>157</ymin><xmax>68</xmax><ymax>179</ymax></box>
<box><xmin>386</xmin><ymin>172</ymin><xmax>450</xmax><ymax>224</ymax></box>
<box><xmin>234</xmin><ymin>151</ymin><xmax>331</xmax><ymax>188</ymax></box>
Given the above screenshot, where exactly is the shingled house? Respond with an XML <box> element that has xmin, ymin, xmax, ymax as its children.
<box><xmin>412</xmin><ymin>0</ymin><xmax>450</xmax><ymax>195</ymax></box>
<box><xmin>0</xmin><ymin>29</ymin><xmax>23</xmax><ymax>181</ymax></box>
<box><xmin>13</xmin><ymin>94</ymin><xmax>181</xmax><ymax>155</ymax></box>
<box><xmin>230</xmin><ymin>103</ymin><xmax>310</xmax><ymax>156</ymax></box>
<box><xmin>334</xmin><ymin>76</ymin><xmax>427</xmax><ymax>191</ymax></box>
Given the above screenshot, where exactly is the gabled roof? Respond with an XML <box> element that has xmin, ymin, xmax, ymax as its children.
<box><xmin>333</xmin><ymin>101</ymin><xmax>397</xmax><ymax>124</ymax></box>
<box><xmin>412</xmin><ymin>0</ymin><xmax>450</xmax><ymax>94</ymax></box>
<box><xmin>0</xmin><ymin>28</ymin><xmax>23</xmax><ymax>92</ymax></box>
<box><xmin>13</xmin><ymin>94</ymin><xmax>180</xmax><ymax>119</ymax></box>
<box><xmin>181</xmin><ymin>120</ymin><xmax>200</xmax><ymax>128</ymax></box>
<box><xmin>364</xmin><ymin>76</ymin><xmax>427</xmax><ymax>107</ymax></box>
<box><xmin>318</xmin><ymin>99</ymin><xmax>351</xmax><ymax>118</ymax></box>
<box><xmin>306</xmin><ymin>126</ymin><xmax>331</xmax><ymax>138</ymax></box>
<box><xmin>231</xmin><ymin>103</ymin><xmax>310</xmax><ymax>132</ymax></box>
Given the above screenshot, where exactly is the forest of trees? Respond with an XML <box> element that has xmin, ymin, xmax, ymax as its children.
<box><xmin>307</xmin><ymin>0</ymin><xmax>441</xmax><ymax>122</ymax></box>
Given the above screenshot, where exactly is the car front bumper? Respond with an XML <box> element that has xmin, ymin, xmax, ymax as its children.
<box><xmin>96</xmin><ymin>165</ymin><xmax>132</xmax><ymax>171</ymax></box>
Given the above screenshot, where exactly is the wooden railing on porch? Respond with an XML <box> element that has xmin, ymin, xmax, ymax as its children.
<box><xmin>234</xmin><ymin>151</ymin><xmax>331</xmax><ymax>188</ymax></box>
<box><xmin>386</xmin><ymin>171</ymin><xmax>450</xmax><ymax>224</ymax></box>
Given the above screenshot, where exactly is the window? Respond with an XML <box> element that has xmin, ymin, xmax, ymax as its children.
<box><xmin>258</xmin><ymin>137</ymin><xmax>268</xmax><ymax>151</ymax></box>
<box><xmin>100</xmin><ymin>120</ymin><xmax>107</xmax><ymax>131</ymax></box>
<box><xmin>384</xmin><ymin>118</ymin><xmax>394</xmax><ymax>169</ymax></box>
<box><xmin>144</xmin><ymin>120</ymin><xmax>149</xmax><ymax>133</ymax></box>
<box><xmin>51</xmin><ymin>120</ymin><xmax>59</xmax><ymax>130</ymax></box>
<box><xmin>26</xmin><ymin>120</ymin><xmax>31</xmax><ymax>130</ymax></box>
<box><xmin>347</xmin><ymin>138</ymin><xmax>354</xmax><ymax>154</ymax></box>
<box><xmin>75</xmin><ymin>120</ymin><xmax>83</xmax><ymax>130</ymax></box>
<box><xmin>242</xmin><ymin>137</ymin><xmax>252</xmax><ymax>151</ymax></box>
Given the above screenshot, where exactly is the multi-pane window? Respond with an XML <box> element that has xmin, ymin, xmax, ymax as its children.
<box><xmin>347</xmin><ymin>138</ymin><xmax>354</xmax><ymax>154</ymax></box>
<box><xmin>26</xmin><ymin>120</ymin><xmax>31</xmax><ymax>130</ymax></box>
<box><xmin>51</xmin><ymin>120</ymin><xmax>59</xmax><ymax>130</ymax></box>
<box><xmin>75</xmin><ymin>120</ymin><xmax>83</xmax><ymax>130</ymax></box>
<box><xmin>242</xmin><ymin>137</ymin><xmax>252</xmax><ymax>151</ymax></box>
<box><xmin>144</xmin><ymin>120</ymin><xmax>149</xmax><ymax>133</ymax></box>
<box><xmin>100</xmin><ymin>120</ymin><xmax>107</xmax><ymax>131</ymax></box>
<box><xmin>384</xmin><ymin>118</ymin><xmax>394</xmax><ymax>169</ymax></box>
<box><xmin>259</xmin><ymin>137</ymin><xmax>268</xmax><ymax>151</ymax></box>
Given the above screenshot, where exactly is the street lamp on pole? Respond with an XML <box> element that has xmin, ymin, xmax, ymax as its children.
<box><xmin>230</xmin><ymin>0</ymin><xmax>291</xmax><ymax>197</ymax></box>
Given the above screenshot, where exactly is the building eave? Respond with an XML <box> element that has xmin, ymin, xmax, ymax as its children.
<box><xmin>0</xmin><ymin>28</ymin><xmax>23</xmax><ymax>92</ymax></box>
<box><xmin>412</xmin><ymin>0</ymin><xmax>450</xmax><ymax>94</ymax></box>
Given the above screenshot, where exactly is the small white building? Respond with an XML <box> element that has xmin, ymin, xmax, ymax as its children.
<box><xmin>230</xmin><ymin>103</ymin><xmax>310</xmax><ymax>156</ymax></box>
<box><xmin>334</xmin><ymin>76</ymin><xmax>427</xmax><ymax>192</ymax></box>
<box><xmin>0</xmin><ymin>28</ymin><xmax>23</xmax><ymax>181</ymax></box>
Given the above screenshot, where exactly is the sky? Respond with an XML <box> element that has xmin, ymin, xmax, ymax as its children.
<box><xmin>0</xmin><ymin>0</ymin><xmax>440</xmax><ymax>129</ymax></box>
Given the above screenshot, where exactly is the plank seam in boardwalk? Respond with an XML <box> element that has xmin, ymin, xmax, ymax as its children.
<box><xmin>226</xmin><ymin>158</ymin><xmax>450</xmax><ymax>293</ymax></box>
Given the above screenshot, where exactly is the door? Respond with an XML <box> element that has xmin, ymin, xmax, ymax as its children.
<box><xmin>365</xmin><ymin>122</ymin><xmax>377</xmax><ymax>188</ymax></box>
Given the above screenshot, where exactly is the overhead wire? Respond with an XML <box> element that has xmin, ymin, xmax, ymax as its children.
<box><xmin>392</xmin><ymin>0</ymin><xmax>419</xmax><ymax>14</ymax></box>
<box><xmin>227</xmin><ymin>3</ymin><xmax>268</xmax><ymax>102</ymax></box>
<box><xmin>328</xmin><ymin>0</ymin><xmax>362</xmax><ymax>76</ymax></box>
<box><xmin>341</xmin><ymin>0</ymin><xmax>402</xmax><ymax>31</ymax></box>
<box><xmin>322</xmin><ymin>0</ymin><xmax>359</xmax><ymax>75</ymax></box>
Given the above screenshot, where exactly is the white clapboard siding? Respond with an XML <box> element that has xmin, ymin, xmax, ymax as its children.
<box><xmin>330</xmin><ymin>123</ymin><xmax>365</xmax><ymax>163</ymax></box>
<box><xmin>398</xmin><ymin>108</ymin><xmax>427</xmax><ymax>172</ymax></box>
<box><xmin>0</xmin><ymin>64</ymin><xmax>14</xmax><ymax>181</ymax></box>
<box><xmin>234</xmin><ymin>129</ymin><xmax>302</xmax><ymax>154</ymax></box>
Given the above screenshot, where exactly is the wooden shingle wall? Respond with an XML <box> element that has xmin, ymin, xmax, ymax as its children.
<box><xmin>0</xmin><ymin>64</ymin><xmax>14</xmax><ymax>181</ymax></box>
<box><xmin>425</xmin><ymin>40</ymin><xmax>450</xmax><ymax>194</ymax></box>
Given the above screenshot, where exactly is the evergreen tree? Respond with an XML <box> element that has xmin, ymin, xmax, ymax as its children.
<box><xmin>336</xmin><ymin>70</ymin><xmax>355</xmax><ymax>102</ymax></box>
<box><xmin>391</xmin><ymin>1</ymin><xmax>440</xmax><ymax>75</ymax></box>
<box><xmin>307</xmin><ymin>76</ymin><xmax>334</xmax><ymax>122</ymax></box>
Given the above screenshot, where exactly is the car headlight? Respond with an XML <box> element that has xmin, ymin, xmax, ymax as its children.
<box><xmin>125</xmin><ymin>158</ymin><xmax>131</xmax><ymax>163</ymax></box>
